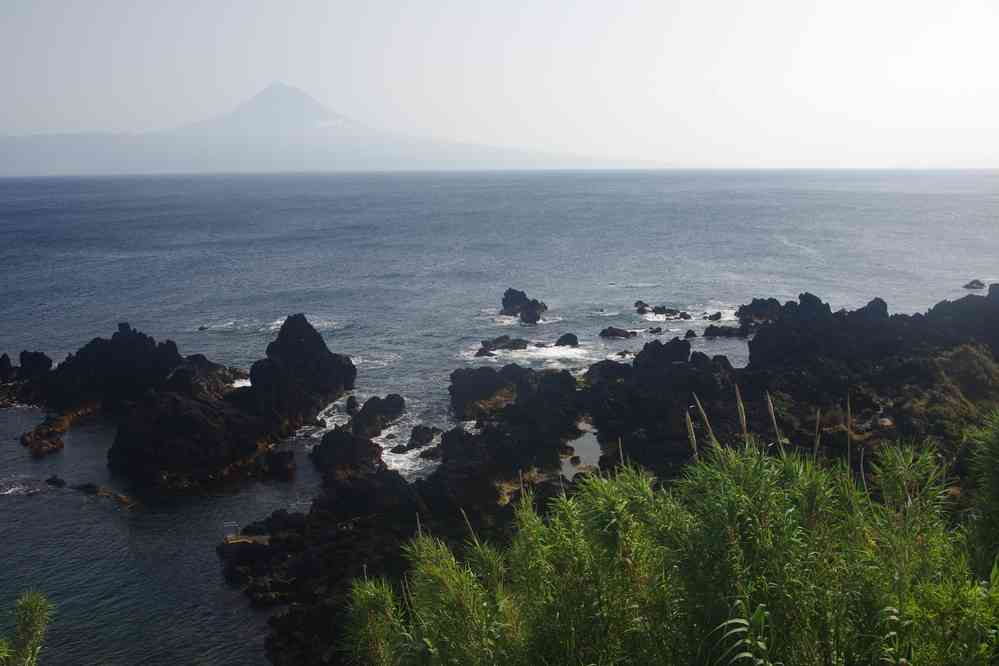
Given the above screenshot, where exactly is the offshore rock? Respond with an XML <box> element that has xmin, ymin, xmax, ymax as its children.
<box><xmin>250</xmin><ymin>314</ymin><xmax>356</xmax><ymax>435</ymax></box>
<box><xmin>554</xmin><ymin>333</ymin><xmax>579</xmax><ymax>347</ymax></box>
<box><xmin>350</xmin><ymin>394</ymin><xmax>406</xmax><ymax>439</ymax></box>
<box><xmin>475</xmin><ymin>335</ymin><xmax>529</xmax><ymax>357</ymax></box>
<box><xmin>500</xmin><ymin>288</ymin><xmax>548</xmax><ymax>324</ymax></box>
<box><xmin>599</xmin><ymin>326</ymin><xmax>637</xmax><ymax>339</ymax></box>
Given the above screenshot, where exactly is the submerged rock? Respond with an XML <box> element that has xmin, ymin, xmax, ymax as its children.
<box><xmin>965</xmin><ymin>279</ymin><xmax>986</xmax><ymax>290</ymax></box>
<box><xmin>45</xmin><ymin>475</ymin><xmax>66</xmax><ymax>488</ymax></box>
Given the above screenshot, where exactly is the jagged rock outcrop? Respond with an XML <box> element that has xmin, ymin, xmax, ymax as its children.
<box><xmin>41</xmin><ymin>323</ymin><xmax>183</xmax><ymax>410</ymax></box>
<box><xmin>106</xmin><ymin>315</ymin><xmax>355</xmax><ymax>489</ymax></box>
<box><xmin>250</xmin><ymin>314</ymin><xmax>356</xmax><ymax>434</ymax></box>
<box><xmin>18</xmin><ymin>351</ymin><xmax>52</xmax><ymax>380</ymax></box>
<box><xmin>500</xmin><ymin>288</ymin><xmax>548</xmax><ymax>324</ymax></box>
<box><xmin>350</xmin><ymin>394</ymin><xmax>405</xmax><ymax>439</ymax></box>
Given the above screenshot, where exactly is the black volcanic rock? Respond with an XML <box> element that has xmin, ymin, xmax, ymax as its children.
<box><xmin>42</xmin><ymin>323</ymin><xmax>181</xmax><ymax>410</ymax></box>
<box><xmin>0</xmin><ymin>353</ymin><xmax>12</xmax><ymax>382</ymax></box>
<box><xmin>555</xmin><ymin>333</ymin><xmax>579</xmax><ymax>347</ymax></box>
<box><xmin>388</xmin><ymin>424</ymin><xmax>443</xmax><ymax>454</ymax></box>
<box><xmin>109</xmin><ymin>391</ymin><xmax>266</xmax><ymax>486</ymax></box>
<box><xmin>501</xmin><ymin>288</ymin><xmax>530</xmax><ymax>314</ymax></box>
<box><xmin>736</xmin><ymin>298</ymin><xmax>783</xmax><ymax>325</ymax></box>
<box><xmin>311</xmin><ymin>427</ymin><xmax>385</xmax><ymax>477</ymax></box>
<box><xmin>163</xmin><ymin>354</ymin><xmax>243</xmax><ymax>402</ymax></box>
<box><xmin>585</xmin><ymin>360</ymin><xmax>633</xmax><ymax>385</ymax></box>
<box><xmin>19</xmin><ymin>351</ymin><xmax>52</xmax><ymax>380</ymax></box>
<box><xmin>599</xmin><ymin>327</ymin><xmax>637</xmax><ymax>339</ymax></box>
<box><xmin>351</xmin><ymin>394</ymin><xmax>406</xmax><ymax>439</ymax></box>
<box><xmin>408</xmin><ymin>424</ymin><xmax>441</xmax><ymax>449</ymax></box>
<box><xmin>704</xmin><ymin>324</ymin><xmax>748</xmax><ymax>338</ymax></box>
<box><xmin>685</xmin><ymin>329</ymin><xmax>697</xmax><ymax>339</ymax></box>
<box><xmin>475</xmin><ymin>335</ymin><xmax>529</xmax><ymax>357</ymax></box>
<box><xmin>106</xmin><ymin>315</ymin><xmax>355</xmax><ymax>489</ymax></box>
<box><xmin>519</xmin><ymin>299</ymin><xmax>548</xmax><ymax>324</ymax></box>
<box><xmin>250</xmin><ymin>314</ymin><xmax>356</xmax><ymax>434</ymax></box>
<box><xmin>500</xmin><ymin>288</ymin><xmax>548</xmax><ymax>324</ymax></box>
<box><xmin>633</xmin><ymin>338</ymin><xmax>691</xmax><ymax>373</ymax></box>
<box><xmin>345</xmin><ymin>395</ymin><xmax>359</xmax><ymax>415</ymax></box>
<box><xmin>449</xmin><ymin>366</ymin><xmax>516</xmax><ymax>419</ymax></box>
<box><xmin>965</xmin><ymin>279</ymin><xmax>986</xmax><ymax>290</ymax></box>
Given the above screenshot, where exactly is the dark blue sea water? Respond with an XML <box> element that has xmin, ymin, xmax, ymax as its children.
<box><xmin>2</xmin><ymin>170</ymin><xmax>998</xmax><ymax>664</ymax></box>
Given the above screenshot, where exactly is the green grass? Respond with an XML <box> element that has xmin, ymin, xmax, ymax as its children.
<box><xmin>345</xmin><ymin>413</ymin><xmax>999</xmax><ymax>665</ymax></box>
<box><xmin>0</xmin><ymin>592</ymin><xmax>53</xmax><ymax>666</ymax></box>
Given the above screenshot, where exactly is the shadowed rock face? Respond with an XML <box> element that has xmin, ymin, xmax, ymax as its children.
<box><xmin>41</xmin><ymin>323</ymin><xmax>182</xmax><ymax>410</ymax></box>
<box><xmin>102</xmin><ymin>314</ymin><xmax>355</xmax><ymax>489</ymax></box>
<box><xmin>18</xmin><ymin>351</ymin><xmax>52</xmax><ymax>380</ymax></box>
<box><xmin>250</xmin><ymin>313</ymin><xmax>356</xmax><ymax>433</ymax></box>
<box><xmin>109</xmin><ymin>392</ymin><xmax>267</xmax><ymax>486</ymax></box>
<box><xmin>0</xmin><ymin>353</ymin><xmax>14</xmax><ymax>382</ymax></box>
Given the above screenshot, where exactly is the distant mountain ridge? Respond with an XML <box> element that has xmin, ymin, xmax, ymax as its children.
<box><xmin>1</xmin><ymin>83</ymin><xmax>601</xmax><ymax>176</ymax></box>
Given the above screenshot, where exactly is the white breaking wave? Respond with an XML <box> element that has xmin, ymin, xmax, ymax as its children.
<box><xmin>352</xmin><ymin>352</ymin><xmax>402</xmax><ymax>369</ymax></box>
<box><xmin>777</xmin><ymin>235</ymin><xmax>821</xmax><ymax>257</ymax></box>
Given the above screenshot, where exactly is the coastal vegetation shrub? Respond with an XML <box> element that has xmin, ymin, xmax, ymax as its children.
<box><xmin>0</xmin><ymin>592</ymin><xmax>53</xmax><ymax>666</ymax></box>
<box><xmin>970</xmin><ymin>410</ymin><xmax>999</xmax><ymax>575</ymax></box>
<box><xmin>345</xmin><ymin>416</ymin><xmax>999</xmax><ymax>665</ymax></box>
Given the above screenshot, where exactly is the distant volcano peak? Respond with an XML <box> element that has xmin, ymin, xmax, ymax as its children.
<box><xmin>179</xmin><ymin>82</ymin><xmax>357</xmax><ymax>135</ymax></box>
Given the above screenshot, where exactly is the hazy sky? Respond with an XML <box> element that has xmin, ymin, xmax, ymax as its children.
<box><xmin>3</xmin><ymin>0</ymin><xmax>998</xmax><ymax>167</ymax></box>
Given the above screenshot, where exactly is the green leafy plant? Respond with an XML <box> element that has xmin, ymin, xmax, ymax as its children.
<box><xmin>0</xmin><ymin>592</ymin><xmax>53</xmax><ymax>666</ymax></box>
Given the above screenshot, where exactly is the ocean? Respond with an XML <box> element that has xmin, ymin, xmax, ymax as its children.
<box><xmin>2</xmin><ymin>170</ymin><xmax>998</xmax><ymax>664</ymax></box>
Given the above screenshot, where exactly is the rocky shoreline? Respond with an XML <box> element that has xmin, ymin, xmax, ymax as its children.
<box><xmin>3</xmin><ymin>284</ymin><xmax>999</xmax><ymax>664</ymax></box>
<box><xmin>227</xmin><ymin>285</ymin><xmax>999</xmax><ymax>664</ymax></box>
<box><xmin>1</xmin><ymin>315</ymin><xmax>355</xmax><ymax>492</ymax></box>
